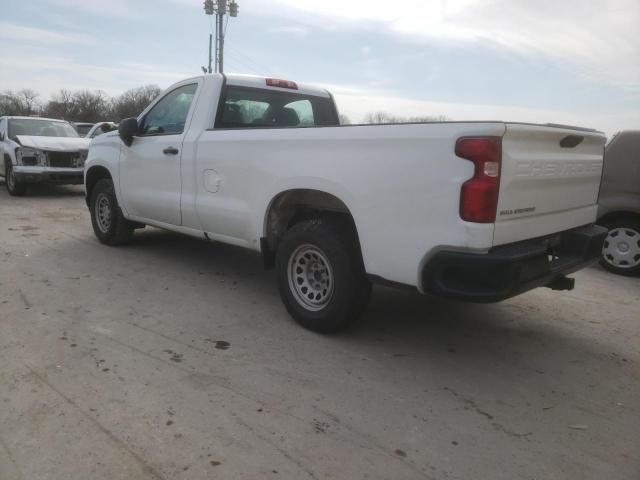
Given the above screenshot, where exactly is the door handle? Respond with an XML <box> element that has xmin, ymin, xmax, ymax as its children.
<box><xmin>163</xmin><ymin>147</ymin><xmax>179</xmax><ymax>155</ymax></box>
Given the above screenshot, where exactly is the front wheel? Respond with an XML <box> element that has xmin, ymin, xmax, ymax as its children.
<box><xmin>5</xmin><ymin>163</ymin><xmax>27</xmax><ymax>196</ymax></box>
<box><xmin>276</xmin><ymin>218</ymin><xmax>371</xmax><ymax>333</ymax></box>
<box><xmin>600</xmin><ymin>217</ymin><xmax>640</xmax><ymax>276</ymax></box>
<box><xmin>89</xmin><ymin>178</ymin><xmax>135</xmax><ymax>245</ymax></box>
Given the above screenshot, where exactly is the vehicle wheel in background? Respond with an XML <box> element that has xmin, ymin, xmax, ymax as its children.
<box><xmin>89</xmin><ymin>178</ymin><xmax>135</xmax><ymax>245</ymax></box>
<box><xmin>5</xmin><ymin>163</ymin><xmax>27</xmax><ymax>196</ymax></box>
<box><xmin>600</xmin><ymin>216</ymin><xmax>640</xmax><ymax>276</ymax></box>
<box><xmin>276</xmin><ymin>217</ymin><xmax>371</xmax><ymax>333</ymax></box>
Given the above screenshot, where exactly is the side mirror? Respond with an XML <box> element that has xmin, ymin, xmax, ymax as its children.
<box><xmin>118</xmin><ymin>118</ymin><xmax>139</xmax><ymax>147</ymax></box>
<box><xmin>0</xmin><ymin>132</ymin><xmax>4</xmax><ymax>141</ymax></box>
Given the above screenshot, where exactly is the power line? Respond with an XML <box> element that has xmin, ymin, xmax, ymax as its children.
<box><xmin>224</xmin><ymin>56</ymin><xmax>261</xmax><ymax>75</ymax></box>
<box><xmin>224</xmin><ymin>59</ymin><xmax>260</xmax><ymax>75</ymax></box>
<box><xmin>225</xmin><ymin>44</ymin><xmax>274</xmax><ymax>75</ymax></box>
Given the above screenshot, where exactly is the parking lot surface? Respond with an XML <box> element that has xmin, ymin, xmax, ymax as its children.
<box><xmin>1</xmin><ymin>183</ymin><xmax>639</xmax><ymax>480</ymax></box>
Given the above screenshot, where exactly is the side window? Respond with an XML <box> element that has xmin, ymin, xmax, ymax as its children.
<box><xmin>0</xmin><ymin>119</ymin><xmax>5</xmax><ymax>140</ymax></box>
<box><xmin>142</xmin><ymin>84</ymin><xmax>197</xmax><ymax>136</ymax></box>
<box><xmin>215</xmin><ymin>87</ymin><xmax>338</xmax><ymax>129</ymax></box>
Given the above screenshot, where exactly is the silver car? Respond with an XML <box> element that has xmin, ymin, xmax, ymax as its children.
<box><xmin>85</xmin><ymin>122</ymin><xmax>117</xmax><ymax>139</ymax></box>
<box><xmin>597</xmin><ymin>130</ymin><xmax>640</xmax><ymax>275</ymax></box>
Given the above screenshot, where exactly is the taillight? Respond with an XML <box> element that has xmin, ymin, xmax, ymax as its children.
<box><xmin>455</xmin><ymin>136</ymin><xmax>502</xmax><ymax>223</ymax></box>
<box><xmin>596</xmin><ymin>143</ymin><xmax>606</xmax><ymax>203</ymax></box>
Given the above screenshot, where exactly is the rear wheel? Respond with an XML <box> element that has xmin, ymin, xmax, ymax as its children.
<box><xmin>89</xmin><ymin>178</ymin><xmax>135</xmax><ymax>245</ymax></box>
<box><xmin>276</xmin><ymin>217</ymin><xmax>371</xmax><ymax>333</ymax></box>
<box><xmin>600</xmin><ymin>217</ymin><xmax>640</xmax><ymax>276</ymax></box>
<box><xmin>5</xmin><ymin>163</ymin><xmax>27</xmax><ymax>196</ymax></box>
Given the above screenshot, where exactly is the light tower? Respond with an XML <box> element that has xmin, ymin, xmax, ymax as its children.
<box><xmin>203</xmin><ymin>0</ymin><xmax>240</xmax><ymax>74</ymax></box>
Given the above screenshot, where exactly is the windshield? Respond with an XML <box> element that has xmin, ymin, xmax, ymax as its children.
<box><xmin>8</xmin><ymin>119</ymin><xmax>80</xmax><ymax>139</ymax></box>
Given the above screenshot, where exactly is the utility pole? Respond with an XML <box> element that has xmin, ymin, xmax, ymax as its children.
<box><xmin>203</xmin><ymin>0</ymin><xmax>239</xmax><ymax>74</ymax></box>
<box><xmin>217</xmin><ymin>1</ymin><xmax>225</xmax><ymax>73</ymax></box>
<box><xmin>208</xmin><ymin>33</ymin><xmax>213</xmax><ymax>73</ymax></box>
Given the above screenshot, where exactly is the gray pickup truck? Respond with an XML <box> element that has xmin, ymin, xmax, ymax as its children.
<box><xmin>597</xmin><ymin>130</ymin><xmax>640</xmax><ymax>275</ymax></box>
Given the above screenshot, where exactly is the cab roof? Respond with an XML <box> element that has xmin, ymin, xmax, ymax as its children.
<box><xmin>165</xmin><ymin>73</ymin><xmax>332</xmax><ymax>99</ymax></box>
<box><xmin>223</xmin><ymin>73</ymin><xmax>331</xmax><ymax>98</ymax></box>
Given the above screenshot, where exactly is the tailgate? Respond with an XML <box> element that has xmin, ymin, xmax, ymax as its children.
<box><xmin>494</xmin><ymin>123</ymin><xmax>606</xmax><ymax>246</ymax></box>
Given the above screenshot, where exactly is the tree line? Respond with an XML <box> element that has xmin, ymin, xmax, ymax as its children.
<box><xmin>0</xmin><ymin>86</ymin><xmax>162</xmax><ymax>123</ymax></box>
<box><xmin>1</xmin><ymin>86</ymin><xmax>448</xmax><ymax>125</ymax></box>
<box><xmin>340</xmin><ymin>112</ymin><xmax>449</xmax><ymax>125</ymax></box>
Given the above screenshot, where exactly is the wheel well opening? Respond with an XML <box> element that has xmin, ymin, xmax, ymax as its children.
<box><xmin>263</xmin><ymin>189</ymin><xmax>361</xmax><ymax>268</ymax></box>
<box><xmin>597</xmin><ymin>211</ymin><xmax>640</xmax><ymax>228</ymax></box>
<box><xmin>85</xmin><ymin>166</ymin><xmax>112</xmax><ymax>206</ymax></box>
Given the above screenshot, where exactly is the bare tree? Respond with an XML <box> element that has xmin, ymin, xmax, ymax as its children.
<box><xmin>43</xmin><ymin>89</ymin><xmax>78</xmax><ymax>120</ymax></box>
<box><xmin>0</xmin><ymin>90</ymin><xmax>40</xmax><ymax>116</ymax></box>
<box><xmin>338</xmin><ymin>113</ymin><xmax>351</xmax><ymax>125</ymax></box>
<box><xmin>0</xmin><ymin>93</ymin><xmax>15</xmax><ymax>116</ymax></box>
<box><xmin>407</xmin><ymin>115</ymin><xmax>449</xmax><ymax>123</ymax></box>
<box><xmin>363</xmin><ymin>112</ymin><xmax>449</xmax><ymax>124</ymax></box>
<box><xmin>20</xmin><ymin>90</ymin><xmax>40</xmax><ymax>115</ymax></box>
<box><xmin>73</xmin><ymin>90</ymin><xmax>110</xmax><ymax>122</ymax></box>
<box><xmin>111</xmin><ymin>85</ymin><xmax>162</xmax><ymax>121</ymax></box>
<box><xmin>43</xmin><ymin>90</ymin><xmax>110</xmax><ymax>122</ymax></box>
<box><xmin>2</xmin><ymin>85</ymin><xmax>166</xmax><ymax>123</ymax></box>
<box><xmin>363</xmin><ymin>111</ymin><xmax>403</xmax><ymax>124</ymax></box>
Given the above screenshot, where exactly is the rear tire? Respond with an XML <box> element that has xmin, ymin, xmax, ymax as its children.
<box><xmin>599</xmin><ymin>216</ymin><xmax>640</xmax><ymax>276</ymax></box>
<box><xmin>89</xmin><ymin>178</ymin><xmax>135</xmax><ymax>245</ymax></box>
<box><xmin>276</xmin><ymin>217</ymin><xmax>371</xmax><ymax>333</ymax></box>
<box><xmin>5</xmin><ymin>163</ymin><xmax>27</xmax><ymax>196</ymax></box>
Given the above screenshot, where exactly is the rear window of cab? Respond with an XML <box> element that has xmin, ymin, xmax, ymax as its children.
<box><xmin>215</xmin><ymin>86</ymin><xmax>338</xmax><ymax>129</ymax></box>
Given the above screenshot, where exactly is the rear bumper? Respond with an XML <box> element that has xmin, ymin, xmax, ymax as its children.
<box><xmin>14</xmin><ymin>166</ymin><xmax>84</xmax><ymax>185</ymax></box>
<box><xmin>422</xmin><ymin>224</ymin><xmax>607</xmax><ymax>302</ymax></box>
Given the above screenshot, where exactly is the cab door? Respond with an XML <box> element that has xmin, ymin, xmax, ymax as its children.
<box><xmin>119</xmin><ymin>82</ymin><xmax>199</xmax><ymax>225</ymax></box>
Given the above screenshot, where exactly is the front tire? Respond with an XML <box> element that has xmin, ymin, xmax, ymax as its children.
<box><xmin>600</xmin><ymin>216</ymin><xmax>640</xmax><ymax>276</ymax></box>
<box><xmin>5</xmin><ymin>163</ymin><xmax>27</xmax><ymax>196</ymax></box>
<box><xmin>89</xmin><ymin>178</ymin><xmax>135</xmax><ymax>245</ymax></box>
<box><xmin>276</xmin><ymin>217</ymin><xmax>371</xmax><ymax>333</ymax></box>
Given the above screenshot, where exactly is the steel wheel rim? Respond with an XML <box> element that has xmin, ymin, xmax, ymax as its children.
<box><xmin>287</xmin><ymin>244</ymin><xmax>334</xmax><ymax>311</ymax></box>
<box><xmin>95</xmin><ymin>193</ymin><xmax>112</xmax><ymax>233</ymax></box>
<box><xmin>7</xmin><ymin>167</ymin><xmax>15</xmax><ymax>190</ymax></box>
<box><xmin>602</xmin><ymin>227</ymin><xmax>640</xmax><ymax>268</ymax></box>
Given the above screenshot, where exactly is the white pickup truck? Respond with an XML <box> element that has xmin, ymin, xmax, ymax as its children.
<box><xmin>84</xmin><ymin>74</ymin><xmax>607</xmax><ymax>332</ymax></box>
<box><xmin>1</xmin><ymin>116</ymin><xmax>90</xmax><ymax>195</ymax></box>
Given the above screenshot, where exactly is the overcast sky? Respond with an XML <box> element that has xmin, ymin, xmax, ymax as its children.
<box><xmin>1</xmin><ymin>0</ymin><xmax>639</xmax><ymax>135</ymax></box>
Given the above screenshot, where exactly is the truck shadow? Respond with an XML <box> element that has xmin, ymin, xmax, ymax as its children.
<box><xmin>124</xmin><ymin>227</ymin><xmax>622</xmax><ymax>368</ymax></box>
<box><xmin>110</xmin><ymin>228</ymin><xmax>637</xmax><ymax>430</ymax></box>
<box><xmin>0</xmin><ymin>178</ymin><xmax>83</xmax><ymax>197</ymax></box>
<box><xmin>28</xmin><ymin>225</ymin><xmax>633</xmax><ymax>434</ymax></box>
<box><xmin>18</xmin><ymin>184</ymin><xmax>85</xmax><ymax>197</ymax></box>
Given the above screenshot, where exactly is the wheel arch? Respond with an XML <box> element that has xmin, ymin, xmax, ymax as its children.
<box><xmin>597</xmin><ymin>210</ymin><xmax>640</xmax><ymax>227</ymax></box>
<box><xmin>261</xmin><ymin>188</ymin><xmax>363</xmax><ymax>269</ymax></box>
<box><xmin>85</xmin><ymin>165</ymin><xmax>113</xmax><ymax>206</ymax></box>
<box><xmin>3</xmin><ymin>153</ymin><xmax>12</xmax><ymax>172</ymax></box>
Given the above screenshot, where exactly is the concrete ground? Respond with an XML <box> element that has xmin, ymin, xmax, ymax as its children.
<box><xmin>0</xmin><ymin>182</ymin><xmax>638</xmax><ymax>480</ymax></box>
